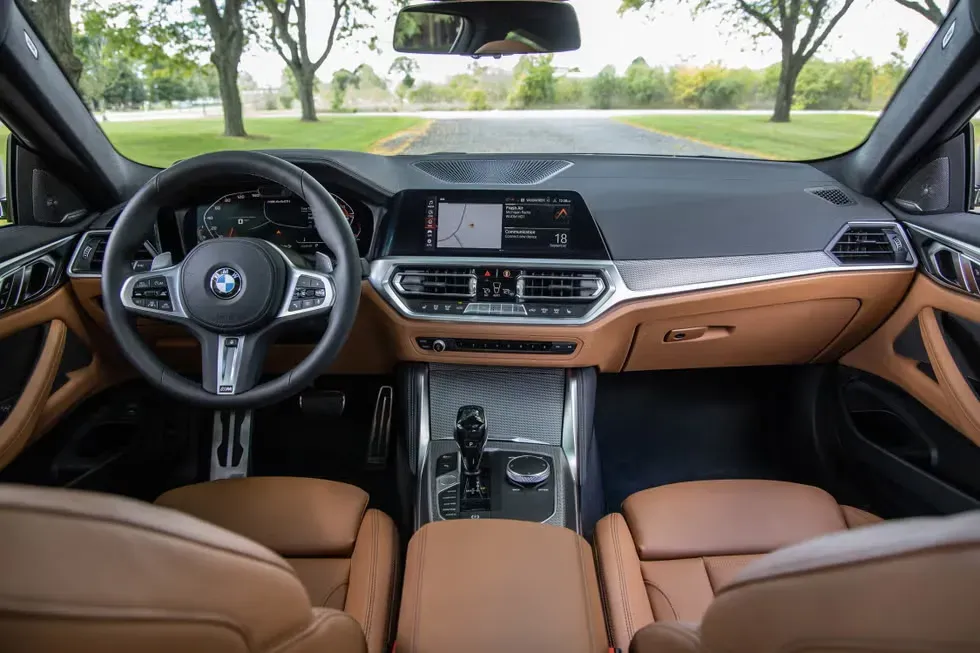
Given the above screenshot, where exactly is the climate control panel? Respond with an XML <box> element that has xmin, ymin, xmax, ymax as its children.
<box><xmin>381</xmin><ymin>262</ymin><xmax>611</xmax><ymax>322</ymax></box>
<box><xmin>417</xmin><ymin>337</ymin><xmax>577</xmax><ymax>355</ymax></box>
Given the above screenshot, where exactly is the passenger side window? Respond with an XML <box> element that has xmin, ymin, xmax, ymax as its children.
<box><xmin>0</xmin><ymin>120</ymin><xmax>9</xmax><ymax>225</ymax></box>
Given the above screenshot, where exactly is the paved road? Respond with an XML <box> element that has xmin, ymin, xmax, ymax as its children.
<box><xmin>403</xmin><ymin>117</ymin><xmax>735</xmax><ymax>156</ymax></box>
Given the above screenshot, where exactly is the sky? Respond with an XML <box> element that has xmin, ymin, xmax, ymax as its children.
<box><xmin>237</xmin><ymin>0</ymin><xmax>944</xmax><ymax>88</ymax></box>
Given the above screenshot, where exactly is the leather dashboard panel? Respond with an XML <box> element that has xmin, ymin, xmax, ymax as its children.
<box><xmin>71</xmin><ymin>270</ymin><xmax>912</xmax><ymax>376</ymax></box>
<box><xmin>624</xmin><ymin>298</ymin><xmax>860</xmax><ymax>371</ymax></box>
<box><xmin>841</xmin><ymin>273</ymin><xmax>980</xmax><ymax>446</ymax></box>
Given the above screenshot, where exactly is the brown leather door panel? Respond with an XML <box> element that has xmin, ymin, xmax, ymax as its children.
<box><xmin>842</xmin><ymin>274</ymin><xmax>980</xmax><ymax>446</ymax></box>
<box><xmin>0</xmin><ymin>287</ymin><xmax>114</xmax><ymax>469</ymax></box>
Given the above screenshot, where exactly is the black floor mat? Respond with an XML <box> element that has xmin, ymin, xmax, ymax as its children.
<box><xmin>251</xmin><ymin>376</ymin><xmax>402</xmax><ymax>522</ymax></box>
<box><xmin>594</xmin><ymin>367</ymin><xmax>817</xmax><ymax>513</ymax></box>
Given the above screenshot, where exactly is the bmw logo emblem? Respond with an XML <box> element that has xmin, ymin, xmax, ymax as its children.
<box><xmin>209</xmin><ymin>267</ymin><xmax>242</xmax><ymax>299</ymax></box>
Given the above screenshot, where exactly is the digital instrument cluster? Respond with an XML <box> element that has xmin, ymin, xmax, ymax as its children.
<box><xmin>195</xmin><ymin>185</ymin><xmax>369</xmax><ymax>255</ymax></box>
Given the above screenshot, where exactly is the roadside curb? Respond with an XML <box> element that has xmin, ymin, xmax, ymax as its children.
<box><xmin>370</xmin><ymin>120</ymin><xmax>434</xmax><ymax>155</ymax></box>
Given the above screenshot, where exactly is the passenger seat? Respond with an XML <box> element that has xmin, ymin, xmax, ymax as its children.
<box><xmin>594</xmin><ymin>479</ymin><xmax>881</xmax><ymax>650</ymax></box>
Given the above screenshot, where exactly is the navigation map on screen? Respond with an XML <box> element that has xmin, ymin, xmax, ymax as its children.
<box><xmin>436</xmin><ymin>202</ymin><xmax>503</xmax><ymax>249</ymax></box>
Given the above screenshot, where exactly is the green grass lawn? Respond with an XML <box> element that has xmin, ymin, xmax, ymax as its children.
<box><xmin>98</xmin><ymin>116</ymin><xmax>426</xmax><ymax>167</ymax></box>
<box><xmin>618</xmin><ymin>113</ymin><xmax>880</xmax><ymax>160</ymax></box>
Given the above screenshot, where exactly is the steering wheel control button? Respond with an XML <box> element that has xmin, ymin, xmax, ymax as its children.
<box><xmin>130</xmin><ymin>276</ymin><xmax>173</xmax><ymax>311</ymax></box>
<box><xmin>287</xmin><ymin>275</ymin><xmax>329</xmax><ymax>312</ymax></box>
<box><xmin>506</xmin><ymin>455</ymin><xmax>551</xmax><ymax>487</ymax></box>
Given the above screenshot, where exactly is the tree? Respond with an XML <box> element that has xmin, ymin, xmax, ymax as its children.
<box><xmin>891</xmin><ymin>0</ymin><xmax>947</xmax><ymax>25</ymax></box>
<box><xmin>621</xmin><ymin>0</ymin><xmax>857</xmax><ymax>122</ymax></box>
<box><xmin>23</xmin><ymin>0</ymin><xmax>83</xmax><ymax>85</ymax></box>
<box><xmin>389</xmin><ymin>55</ymin><xmax>418</xmax><ymax>101</ymax></box>
<box><xmin>330</xmin><ymin>68</ymin><xmax>359</xmax><ymax>111</ymax></box>
<box><xmin>508</xmin><ymin>55</ymin><xmax>557</xmax><ymax>107</ymax></box>
<box><xmin>261</xmin><ymin>0</ymin><xmax>377</xmax><ymax>121</ymax></box>
<box><xmin>590</xmin><ymin>65</ymin><xmax>619</xmax><ymax>109</ymax></box>
<box><xmin>198</xmin><ymin>0</ymin><xmax>248</xmax><ymax>136</ymax></box>
<box><xmin>624</xmin><ymin>58</ymin><xmax>669</xmax><ymax>106</ymax></box>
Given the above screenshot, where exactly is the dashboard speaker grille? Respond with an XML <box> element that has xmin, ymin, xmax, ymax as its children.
<box><xmin>895</xmin><ymin>156</ymin><xmax>951</xmax><ymax>212</ymax></box>
<box><xmin>412</xmin><ymin>159</ymin><xmax>573</xmax><ymax>185</ymax></box>
<box><xmin>518</xmin><ymin>269</ymin><xmax>605</xmax><ymax>301</ymax></box>
<box><xmin>392</xmin><ymin>267</ymin><xmax>476</xmax><ymax>298</ymax></box>
<box><xmin>806</xmin><ymin>186</ymin><xmax>856</xmax><ymax>206</ymax></box>
<box><xmin>829</xmin><ymin>225</ymin><xmax>912</xmax><ymax>265</ymax></box>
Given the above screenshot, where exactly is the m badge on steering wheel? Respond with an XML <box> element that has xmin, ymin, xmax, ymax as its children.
<box><xmin>210</xmin><ymin>267</ymin><xmax>242</xmax><ymax>299</ymax></box>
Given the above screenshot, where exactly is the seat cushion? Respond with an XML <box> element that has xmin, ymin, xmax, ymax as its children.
<box><xmin>0</xmin><ymin>483</ymin><xmax>367</xmax><ymax>653</ymax></box>
<box><xmin>594</xmin><ymin>480</ymin><xmax>881</xmax><ymax>650</ymax></box>
<box><xmin>629</xmin><ymin>511</ymin><xmax>980</xmax><ymax>653</ymax></box>
<box><xmin>156</xmin><ymin>477</ymin><xmax>398</xmax><ymax>653</ymax></box>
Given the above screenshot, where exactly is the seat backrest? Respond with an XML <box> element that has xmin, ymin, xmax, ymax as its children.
<box><xmin>630</xmin><ymin>510</ymin><xmax>980</xmax><ymax>653</ymax></box>
<box><xmin>0</xmin><ymin>484</ymin><xmax>366</xmax><ymax>653</ymax></box>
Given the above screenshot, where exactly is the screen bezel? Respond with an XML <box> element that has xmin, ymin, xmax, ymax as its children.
<box><xmin>380</xmin><ymin>189</ymin><xmax>610</xmax><ymax>260</ymax></box>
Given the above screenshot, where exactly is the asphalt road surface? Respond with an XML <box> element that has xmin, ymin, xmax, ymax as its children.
<box><xmin>404</xmin><ymin>117</ymin><xmax>735</xmax><ymax>156</ymax></box>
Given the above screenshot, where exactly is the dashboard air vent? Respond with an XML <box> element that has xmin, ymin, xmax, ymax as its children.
<box><xmin>393</xmin><ymin>268</ymin><xmax>476</xmax><ymax>298</ymax></box>
<box><xmin>518</xmin><ymin>270</ymin><xmax>605</xmax><ymax>301</ymax></box>
<box><xmin>412</xmin><ymin>159</ymin><xmax>573</xmax><ymax>185</ymax></box>
<box><xmin>69</xmin><ymin>231</ymin><xmax>157</xmax><ymax>276</ymax></box>
<box><xmin>828</xmin><ymin>224</ymin><xmax>912</xmax><ymax>265</ymax></box>
<box><xmin>806</xmin><ymin>186</ymin><xmax>856</xmax><ymax>206</ymax></box>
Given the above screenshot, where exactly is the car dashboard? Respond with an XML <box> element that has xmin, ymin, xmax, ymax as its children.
<box><xmin>65</xmin><ymin>151</ymin><xmax>919</xmax><ymax>374</ymax></box>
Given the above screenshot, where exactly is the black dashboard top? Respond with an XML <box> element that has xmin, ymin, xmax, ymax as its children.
<box><xmin>258</xmin><ymin>151</ymin><xmax>897</xmax><ymax>262</ymax></box>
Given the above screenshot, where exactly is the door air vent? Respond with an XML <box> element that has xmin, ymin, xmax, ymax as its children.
<box><xmin>412</xmin><ymin>159</ymin><xmax>573</xmax><ymax>185</ymax></box>
<box><xmin>518</xmin><ymin>269</ymin><xmax>605</xmax><ymax>301</ymax></box>
<box><xmin>392</xmin><ymin>267</ymin><xmax>477</xmax><ymax>298</ymax></box>
<box><xmin>806</xmin><ymin>186</ymin><xmax>856</xmax><ymax>206</ymax></box>
<box><xmin>828</xmin><ymin>224</ymin><xmax>913</xmax><ymax>265</ymax></box>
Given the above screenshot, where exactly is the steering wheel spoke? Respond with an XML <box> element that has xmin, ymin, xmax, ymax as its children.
<box><xmin>196</xmin><ymin>329</ymin><xmax>271</xmax><ymax>396</ymax></box>
<box><xmin>119</xmin><ymin>264</ymin><xmax>189</xmax><ymax>324</ymax></box>
<box><xmin>276</xmin><ymin>262</ymin><xmax>336</xmax><ymax>321</ymax></box>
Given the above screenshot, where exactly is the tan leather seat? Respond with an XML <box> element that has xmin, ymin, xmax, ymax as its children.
<box><xmin>0</xmin><ymin>483</ymin><xmax>366</xmax><ymax>652</ymax></box>
<box><xmin>629</xmin><ymin>510</ymin><xmax>980</xmax><ymax>653</ymax></box>
<box><xmin>594</xmin><ymin>479</ymin><xmax>881</xmax><ymax>650</ymax></box>
<box><xmin>156</xmin><ymin>477</ymin><xmax>398</xmax><ymax>653</ymax></box>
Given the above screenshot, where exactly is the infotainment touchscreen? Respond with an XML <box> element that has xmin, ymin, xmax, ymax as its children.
<box><xmin>427</xmin><ymin>196</ymin><xmax>572</xmax><ymax>253</ymax></box>
<box><xmin>382</xmin><ymin>190</ymin><xmax>608</xmax><ymax>259</ymax></box>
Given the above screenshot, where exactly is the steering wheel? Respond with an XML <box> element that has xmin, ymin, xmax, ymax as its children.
<box><xmin>100</xmin><ymin>151</ymin><xmax>361</xmax><ymax>409</ymax></box>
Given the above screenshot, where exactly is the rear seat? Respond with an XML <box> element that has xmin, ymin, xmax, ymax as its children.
<box><xmin>593</xmin><ymin>479</ymin><xmax>881</xmax><ymax>650</ymax></box>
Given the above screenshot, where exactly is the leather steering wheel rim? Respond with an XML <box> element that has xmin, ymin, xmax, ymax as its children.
<box><xmin>101</xmin><ymin>151</ymin><xmax>361</xmax><ymax>409</ymax></box>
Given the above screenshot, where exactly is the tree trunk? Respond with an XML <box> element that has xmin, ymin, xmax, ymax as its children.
<box><xmin>213</xmin><ymin>54</ymin><xmax>247</xmax><ymax>137</ymax></box>
<box><xmin>25</xmin><ymin>0</ymin><xmax>82</xmax><ymax>85</ymax></box>
<box><xmin>297</xmin><ymin>71</ymin><xmax>317</xmax><ymax>121</ymax></box>
<box><xmin>771</xmin><ymin>47</ymin><xmax>801</xmax><ymax>123</ymax></box>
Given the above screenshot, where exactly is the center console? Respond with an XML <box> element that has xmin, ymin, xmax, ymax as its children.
<box><xmin>403</xmin><ymin>364</ymin><xmax>596</xmax><ymax>533</ymax></box>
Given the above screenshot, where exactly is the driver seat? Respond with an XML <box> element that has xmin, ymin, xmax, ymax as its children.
<box><xmin>0</xmin><ymin>483</ymin><xmax>373</xmax><ymax>652</ymax></box>
<box><xmin>155</xmin><ymin>477</ymin><xmax>398</xmax><ymax>653</ymax></box>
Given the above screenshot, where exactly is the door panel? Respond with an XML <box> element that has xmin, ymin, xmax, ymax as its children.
<box><xmin>842</xmin><ymin>273</ymin><xmax>980</xmax><ymax>445</ymax></box>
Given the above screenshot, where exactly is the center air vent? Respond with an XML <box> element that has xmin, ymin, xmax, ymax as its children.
<box><xmin>392</xmin><ymin>267</ymin><xmax>477</xmax><ymax>298</ymax></box>
<box><xmin>828</xmin><ymin>224</ymin><xmax>913</xmax><ymax>266</ymax></box>
<box><xmin>518</xmin><ymin>270</ymin><xmax>605</xmax><ymax>301</ymax></box>
<box><xmin>412</xmin><ymin>159</ymin><xmax>573</xmax><ymax>185</ymax></box>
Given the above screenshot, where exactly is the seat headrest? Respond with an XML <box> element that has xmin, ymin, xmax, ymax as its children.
<box><xmin>156</xmin><ymin>477</ymin><xmax>369</xmax><ymax>557</ymax></box>
<box><xmin>622</xmin><ymin>480</ymin><xmax>848</xmax><ymax>559</ymax></box>
<box><xmin>0</xmin><ymin>483</ymin><xmax>325</xmax><ymax>652</ymax></box>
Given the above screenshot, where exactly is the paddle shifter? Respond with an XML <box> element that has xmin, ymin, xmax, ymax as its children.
<box><xmin>455</xmin><ymin>405</ymin><xmax>491</xmax><ymax>511</ymax></box>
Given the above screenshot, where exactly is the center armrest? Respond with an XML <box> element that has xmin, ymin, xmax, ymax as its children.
<box><xmin>396</xmin><ymin>519</ymin><xmax>608</xmax><ymax>653</ymax></box>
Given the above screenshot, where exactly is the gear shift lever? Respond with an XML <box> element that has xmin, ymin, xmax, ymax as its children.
<box><xmin>454</xmin><ymin>405</ymin><xmax>488</xmax><ymax>475</ymax></box>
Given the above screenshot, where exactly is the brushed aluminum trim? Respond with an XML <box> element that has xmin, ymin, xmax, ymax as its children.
<box><xmin>369</xmin><ymin>222</ymin><xmax>916</xmax><ymax>326</ymax></box>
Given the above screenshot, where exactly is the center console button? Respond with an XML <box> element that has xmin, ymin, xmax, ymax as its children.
<box><xmin>506</xmin><ymin>455</ymin><xmax>551</xmax><ymax>487</ymax></box>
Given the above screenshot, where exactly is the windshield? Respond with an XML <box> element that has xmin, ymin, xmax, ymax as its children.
<box><xmin>20</xmin><ymin>0</ymin><xmax>943</xmax><ymax>168</ymax></box>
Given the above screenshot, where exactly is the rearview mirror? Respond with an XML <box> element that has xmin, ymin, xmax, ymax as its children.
<box><xmin>393</xmin><ymin>1</ymin><xmax>581</xmax><ymax>56</ymax></box>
